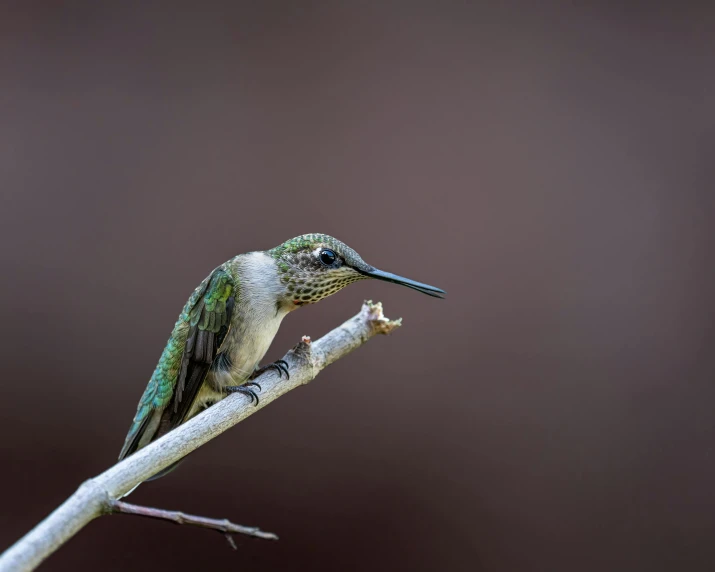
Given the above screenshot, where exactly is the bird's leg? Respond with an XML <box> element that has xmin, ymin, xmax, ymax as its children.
<box><xmin>250</xmin><ymin>359</ymin><xmax>290</xmax><ymax>381</ymax></box>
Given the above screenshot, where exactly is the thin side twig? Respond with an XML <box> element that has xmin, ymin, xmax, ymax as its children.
<box><xmin>109</xmin><ymin>500</ymin><xmax>278</xmax><ymax>544</ymax></box>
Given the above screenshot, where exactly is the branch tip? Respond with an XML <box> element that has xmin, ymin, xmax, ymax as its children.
<box><xmin>362</xmin><ymin>300</ymin><xmax>402</xmax><ymax>334</ymax></box>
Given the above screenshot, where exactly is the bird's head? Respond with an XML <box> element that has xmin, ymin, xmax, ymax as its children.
<box><xmin>269</xmin><ymin>233</ymin><xmax>445</xmax><ymax>307</ymax></box>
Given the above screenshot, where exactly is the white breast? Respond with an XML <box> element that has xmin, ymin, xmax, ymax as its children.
<box><xmin>219</xmin><ymin>251</ymin><xmax>290</xmax><ymax>383</ymax></box>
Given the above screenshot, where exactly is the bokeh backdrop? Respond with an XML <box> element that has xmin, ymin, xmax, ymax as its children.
<box><xmin>1</xmin><ymin>2</ymin><xmax>714</xmax><ymax>571</ymax></box>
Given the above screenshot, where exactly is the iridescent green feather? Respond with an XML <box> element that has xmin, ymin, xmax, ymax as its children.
<box><xmin>119</xmin><ymin>267</ymin><xmax>235</xmax><ymax>459</ymax></box>
<box><xmin>269</xmin><ymin>233</ymin><xmax>367</xmax><ymax>269</ymax></box>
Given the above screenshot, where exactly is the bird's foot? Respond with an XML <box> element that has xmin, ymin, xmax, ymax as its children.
<box><xmin>250</xmin><ymin>359</ymin><xmax>290</xmax><ymax>381</ymax></box>
<box><xmin>225</xmin><ymin>382</ymin><xmax>262</xmax><ymax>406</ymax></box>
<box><xmin>226</xmin><ymin>361</ymin><xmax>289</xmax><ymax>406</ymax></box>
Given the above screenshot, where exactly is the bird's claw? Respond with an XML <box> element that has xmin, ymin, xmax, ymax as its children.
<box><xmin>250</xmin><ymin>359</ymin><xmax>290</xmax><ymax>380</ymax></box>
<box><xmin>273</xmin><ymin>360</ymin><xmax>290</xmax><ymax>379</ymax></box>
<box><xmin>225</xmin><ymin>384</ymin><xmax>261</xmax><ymax>405</ymax></box>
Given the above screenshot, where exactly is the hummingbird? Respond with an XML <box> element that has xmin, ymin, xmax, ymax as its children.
<box><xmin>118</xmin><ymin>233</ymin><xmax>445</xmax><ymax>478</ymax></box>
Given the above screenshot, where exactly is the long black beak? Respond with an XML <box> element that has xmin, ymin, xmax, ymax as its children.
<box><xmin>358</xmin><ymin>267</ymin><xmax>446</xmax><ymax>299</ymax></box>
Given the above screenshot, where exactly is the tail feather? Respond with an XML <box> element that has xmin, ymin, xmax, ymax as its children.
<box><xmin>118</xmin><ymin>408</ymin><xmax>162</xmax><ymax>461</ymax></box>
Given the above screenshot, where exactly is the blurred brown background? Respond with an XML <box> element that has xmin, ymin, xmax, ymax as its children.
<box><xmin>1</xmin><ymin>1</ymin><xmax>714</xmax><ymax>571</ymax></box>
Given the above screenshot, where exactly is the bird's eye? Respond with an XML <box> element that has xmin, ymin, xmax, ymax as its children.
<box><xmin>319</xmin><ymin>249</ymin><xmax>337</xmax><ymax>266</ymax></box>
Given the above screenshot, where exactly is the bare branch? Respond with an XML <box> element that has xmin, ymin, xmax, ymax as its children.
<box><xmin>0</xmin><ymin>302</ymin><xmax>401</xmax><ymax>572</ymax></box>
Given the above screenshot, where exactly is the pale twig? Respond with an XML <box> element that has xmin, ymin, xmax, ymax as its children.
<box><xmin>0</xmin><ymin>301</ymin><xmax>401</xmax><ymax>572</ymax></box>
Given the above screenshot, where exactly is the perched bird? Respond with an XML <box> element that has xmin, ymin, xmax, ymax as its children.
<box><xmin>119</xmin><ymin>233</ymin><xmax>445</xmax><ymax>478</ymax></box>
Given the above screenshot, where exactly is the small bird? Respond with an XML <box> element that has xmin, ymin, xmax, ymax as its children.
<box><xmin>119</xmin><ymin>233</ymin><xmax>445</xmax><ymax>478</ymax></box>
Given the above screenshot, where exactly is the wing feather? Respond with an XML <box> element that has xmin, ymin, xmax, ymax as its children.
<box><xmin>118</xmin><ymin>267</ymin><xmax>236</xmax><ymax>461</ymax></box>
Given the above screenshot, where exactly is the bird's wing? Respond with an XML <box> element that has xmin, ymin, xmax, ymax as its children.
<box><xmin>118</xmin><ymin>267</ymin><xmax>236</xmax><ymax>460</ymax></box>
